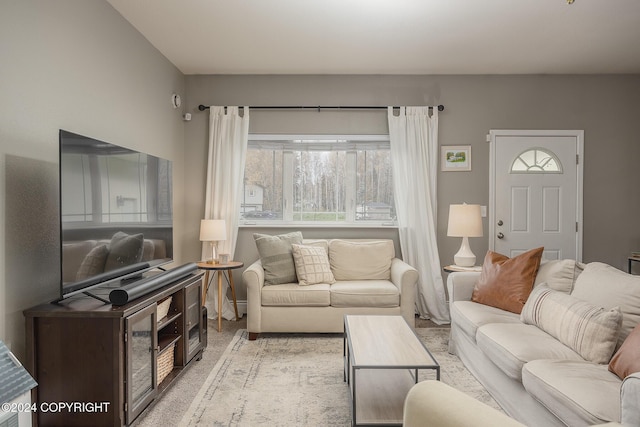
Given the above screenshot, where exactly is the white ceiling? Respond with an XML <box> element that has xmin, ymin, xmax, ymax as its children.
<box><xmin>107</xmin><ymin>0</ymin><xmax>640</xmax><ymax>75</ymax></box>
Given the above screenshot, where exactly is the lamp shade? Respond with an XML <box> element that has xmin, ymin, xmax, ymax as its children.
<box><xmin>199</xmin><ymin>219</ymin><xmax>227</xmax><ymax>242</ymax></box>
<box><xmin>447</xmin><ymin>204</ymin><xmax>483</xmax><ymax>237</ymax></box>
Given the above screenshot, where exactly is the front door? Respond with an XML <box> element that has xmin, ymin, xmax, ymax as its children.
<box><xmin>489</xmin><ymin>130</ymin><xmax>583</xmax><ymax>261</ymax></box>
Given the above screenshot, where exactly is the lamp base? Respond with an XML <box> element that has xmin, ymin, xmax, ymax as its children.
<box><xmin>454</xmin><ymin>236</ymin><xmax>476</xmax><ymax>267</ymax></box>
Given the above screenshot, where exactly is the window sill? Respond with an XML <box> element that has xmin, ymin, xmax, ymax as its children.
<box><xmin>239</xmin><ymin>222</ymin><xmax>397</xmax><ymax>229</ymax></box>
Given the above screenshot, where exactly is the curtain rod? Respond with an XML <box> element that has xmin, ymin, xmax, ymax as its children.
<box><xmin>198</xmin><ymin>104</ymin><xmax>445</xmax><ymax>112</ymax></box>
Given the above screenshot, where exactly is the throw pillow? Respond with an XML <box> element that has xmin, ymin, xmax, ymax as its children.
<box><xmin>329</xmin><ymin>240</ymin><xmax>395</xmax><ymax>281</ymax></box>
<box><xmin>291</xmin><ymin>244</ymin><xmax>336</xmax><ymax>286</ymax></box>
<box><xmin>75</xmin><ymin>244</ymin><xmax>109</xmax><ymax>280</ymax></box>
<box><xmin>104</xmin><ymin>232</ymin><xmax>144</xmax><ymax>272</ymax></box>
<box><xmin>609</xmin><ymin>323</ymin><xmax>640</xmax><ymax>379</ymax></box>
<box><xmin>570</xmin><ymin>262</ymin><xmax>640</xmax><ymax>350</ymax></box>
<box><xmin>533</xmin><ymin>259</ymin><xmax>584</xmax><ymax>294</ymax></box>
<box><xmin>471</xmin><ymin>247</ymin><xmax>544</xmax><ymax>314</ymax></box>
<box><xmin>521</xmin><ymin>285</ymin><xmax>622</xmax><ymax>364</ymax></box>
<box><xmin>253</xmin><ymin>231</ymin><xmax>303</xmax><ymax>286</ymax></box>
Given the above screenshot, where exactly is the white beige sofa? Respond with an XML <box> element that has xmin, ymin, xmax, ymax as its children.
<box><xmin>403</xmin><ymin>380</ymin><xmax>625</xmax><ymax>427</ymax></box>
<box><xmin>448</xmin><ymin>260</ymin><xmax>640</xmax><ymax>427</ymax></box>
<box><xmin>243</xmin><ymin>238</ymin><xmax>418</xmax><ymax>340</ymax></box>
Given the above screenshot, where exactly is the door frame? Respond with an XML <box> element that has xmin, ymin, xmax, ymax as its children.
<box><xmin>489</xmin><ymin>129</ymin><xmax>584</xmax><ymax>261</ymax></box>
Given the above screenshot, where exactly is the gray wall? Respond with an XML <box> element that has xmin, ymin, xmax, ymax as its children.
<box><xmin>0</xmin><ymin>1</ymin><xmax>186</xmax><ymax>359</ymax></box>
<box><xmin>184</xmin><ymin>74</ymin><xmax>640</xmax><ymax>300</ymax></box>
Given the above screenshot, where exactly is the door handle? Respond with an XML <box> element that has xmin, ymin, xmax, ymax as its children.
<box><xmin>497</xmin><ymin>232</ymin><xmax>504</xmax><ymax>239</ymax></box>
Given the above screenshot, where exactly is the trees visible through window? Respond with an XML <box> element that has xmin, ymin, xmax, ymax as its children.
<box><xmin>241</xmin><ymin>135</ymin><xmax>395</xmax><ymax>224</ymax></box>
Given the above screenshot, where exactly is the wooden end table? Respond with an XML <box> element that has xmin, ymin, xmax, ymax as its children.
<box><xmin>196</xmin><ymin>261</ymin><xmax>243</xmax><ymax>332</ymax></box>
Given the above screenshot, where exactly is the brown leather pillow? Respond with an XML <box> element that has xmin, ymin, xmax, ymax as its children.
<box><xmin>471</xmin><ymin>247</ymin><xmax>544</xmax><ymax>314</ymax></box>
<box><xmin>609</xmin><ymin>323</ymin><xmax>640</xmax><ymax>380</ymax></box>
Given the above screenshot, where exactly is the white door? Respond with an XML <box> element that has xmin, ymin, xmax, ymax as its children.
<box><xmin>489</xmin><ymin>130</ymin><xmax>583</xmax><ymax>261</ymax></box>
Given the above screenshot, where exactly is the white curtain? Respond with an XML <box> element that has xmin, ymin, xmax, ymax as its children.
<box><xmin>202</xmin><ymin>106</ymin><xmax>249</xmax><ymax>320</ymax></box>
<box><xmin>388</xmin><ymin>106</ymin><xmax>449</xmax><ymax>324</ymax></box>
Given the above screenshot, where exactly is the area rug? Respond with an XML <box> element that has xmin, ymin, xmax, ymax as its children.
<box><xmin>179</xmin><ymin>328</ymin><xmax>500</xmax><ymax>426</ymax></box>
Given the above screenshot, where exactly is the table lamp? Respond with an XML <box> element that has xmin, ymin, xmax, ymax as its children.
<box><xmin>447</xmin><ymin>204</ymin><xmax>483</xmax><ymax>267</ymax></box>
<box><xmin>200</xmin><ymin>219</ymin><xmax>227</xmax><ymax>264</ymax></box>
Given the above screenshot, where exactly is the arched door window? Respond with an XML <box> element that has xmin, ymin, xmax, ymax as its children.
<box><xmin>511</xmin><ymin>148</ymin><xmax>563</xmax><ymax>173</ymax></box>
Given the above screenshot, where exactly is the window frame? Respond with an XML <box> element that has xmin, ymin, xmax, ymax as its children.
<box><xmin>240</xmin><ymin>134</ymin><xmax>397</xmax><ymax>228</ymax></box>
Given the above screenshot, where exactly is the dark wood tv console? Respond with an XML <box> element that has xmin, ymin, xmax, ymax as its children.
<box><xmin>24</xmin><ymin>272</ymin><xmax>205</xmax><ymax>427</ymax></box>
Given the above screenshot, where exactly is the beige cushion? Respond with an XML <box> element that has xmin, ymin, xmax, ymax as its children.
<box><xmin>329</xmin><ymin>240</ymin><xmax>395</xmax><ymax>280</ymax></box>
<box><xmin>291</xmin><ymin>244</ymin><xmax>335</xmax><ymax>286</ymax></box>
<box><xmin>534</xmin><ymin>259</ymin><xmax>584</xmax><ymax>294</ymax></box>
<box><xmin>330</xmin><ymin>280</ymin><xmax>399</xmax><ymax>307</ymax></box>
<box><xmin>450</xmin><ymin>300</ymin><xmax>522</xmax><ymax>343</ymax></box>
<box><xmin>261</xmin><ymin>283</ymin><xmax>330</xmax><ymax>306</ymax></box>
<box><xmin>521</xmin><ymin>285</ymin><xmax>622</xmax><ymax>364</ymax></box>
<box><xmin>571</xmin><ymin>262</ymin><xmax>640</xmax><ymax>349</ymax></box>
<box><xmin>476</xmin><ymin>323</ymin><xmax>584</xmax><ymax>381</ymax></box>
<box><xmin>522</xmin><ymin>360</ymin><xmax>622</xmax><ymax>425</ymax></box>
<box><xmin>253</xmin><ymin>231</ymin><xmax>303</xmax><ymax>286</ymax></box>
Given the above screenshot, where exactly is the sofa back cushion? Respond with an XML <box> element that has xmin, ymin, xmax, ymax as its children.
<box><xmin>534</xmin><ymin>259</ymin><xmax>584</xmax><ymax>294</ymax></box>
<box><xmin>521</xmin><ymin>285</ymin><xmax>622</xmax><ymax>364</ymax></box>
<box><xmin>329</xmin><ymin>239</ymin><xmax>395</xmax><ymax>280</ymax></box>
<box><xmin>571</xmin><ymin>262</ymin><xmax>640</xmax><ymax>349</ymax></box>
<box><xmin>471</xmin><ymin>247</ymin><xmax>544</xmax><ymax>314</ymax></box>
<box><xmin>254</xmin><ymin>231</ymin><xmax>304</xmax><ymax>285</ymax></box>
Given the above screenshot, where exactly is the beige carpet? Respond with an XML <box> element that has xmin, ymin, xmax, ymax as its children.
<box><xmin>176</xmin><ymin>327</ymin><xmax>500</xmax><ymax>426</ymax></box>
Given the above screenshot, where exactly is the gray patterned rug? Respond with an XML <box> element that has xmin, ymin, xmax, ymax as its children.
<box><xmin>179</xmin><ymin>328</ymin><xmax>499</xmax><ymax>426</ymax></box>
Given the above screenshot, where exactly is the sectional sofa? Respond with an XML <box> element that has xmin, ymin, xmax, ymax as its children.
<box><xmin>448</xmin><ymin>256</ymin><xmax>640</xmax><ymax>427</ymax></box>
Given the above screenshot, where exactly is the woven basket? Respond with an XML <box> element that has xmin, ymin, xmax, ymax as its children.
<box><xmin>157</xmin><ymin>343</ymin><xmax>175</xmax><ymax>385</ymax></box>
<box><xmin>157</xmin><ymin>297</ymin><xmax>173</xmax><ymax>322</ymax></box>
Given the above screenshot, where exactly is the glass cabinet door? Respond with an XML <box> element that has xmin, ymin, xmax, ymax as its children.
<box><xmin>185</xmin><ymin>280</ymin><xmax>203</xmax><ymax>362</ymax></box>
<box><xmin>126</xmin><ymin>303</ymin><xmax>157</xmax><ymax>425</ymax></box>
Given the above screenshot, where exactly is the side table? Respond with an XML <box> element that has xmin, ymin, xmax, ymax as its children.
<box><xmin>443</xmin><ymin>265</ymin><xmax>482</xmax><ymax>273</ymax></box>
<box><xmin>196</xmin><ymin>261</ymin><xmax>244</xmax><ymax>332</ymax></box>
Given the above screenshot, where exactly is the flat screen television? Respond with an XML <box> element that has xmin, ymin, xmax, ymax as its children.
<box><xmin>59</xmin><ymin>130</ymin><xmax>173</xmax><ymax>300</ymax></box>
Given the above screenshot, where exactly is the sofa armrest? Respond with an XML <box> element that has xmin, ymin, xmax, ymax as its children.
<box><xmin>404</xmin><ymin>380</ymin><xmax>525</xmax><ymax>427</ymax></box>
<box><xmin>446</xmin><ymin>271</ymin><xmax>481</xmax><ymax>303</ymax></box>
<box><xmin>621</xmin><ymin>372</ymin><xmax>640</xmax><ymax>426</ymax></box>
<box><xmin>242</xmin><ymin>259</ymin><xmax>264</xmax><ymax>333</ymax></box>
<box><xmin>391</xmin><ymin>258</ymin><xmax>418</xmax><ymax>327</ymax></box>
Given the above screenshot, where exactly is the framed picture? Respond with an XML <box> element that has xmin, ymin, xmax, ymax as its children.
<box><xmin>441</xmin><ymin>145</ymin><xmax>471</xmax><ymax>171</ymax></box>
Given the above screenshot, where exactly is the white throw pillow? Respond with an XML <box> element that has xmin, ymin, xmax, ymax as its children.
<box><xmin>521</xmin><ymin>285</ymin><xmax>622</xmax><ymax>364</ymax></box>
<box><xmin>571</xmin><ymin>262</ymin><xmax>640</xmax><ymax>350</ymax></box>
<box><xmin>291</xmin><ymin>244</ymin><xmax>336</xmax><ymax>286</ymax></box>
<box><xmin>328</xmin><ymin>240</ymin><xmax>395</xmax><ymax>281</ymax></box>
<box><xmin>534</xmin><ymin>259</ymin><xmax>584</xmax><ymax>294</ymax></box>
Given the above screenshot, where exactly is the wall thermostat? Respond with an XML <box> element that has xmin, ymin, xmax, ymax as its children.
<box><xmin>171</xmin><ymin>93</ymin><xmax>181</xmax><ymax>109</ymax></box>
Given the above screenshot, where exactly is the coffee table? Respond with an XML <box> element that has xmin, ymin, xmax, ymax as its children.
<box><xmin>343</xmin><ymin>315</ymin><xmax>440</xmax><ymax>426</ymax></box>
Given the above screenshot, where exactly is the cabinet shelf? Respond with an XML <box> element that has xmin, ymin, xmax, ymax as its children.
<box><xmin>158</xmin><ymin>333</ymin><xmax>181</xmax><ymax>355</ymax></box>
<box><xmin>158</xmin><ymin>310</ymin><xmax>182</xmax><ymax>330</ymax></box>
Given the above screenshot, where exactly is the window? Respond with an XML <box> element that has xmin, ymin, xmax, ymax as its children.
<box><xmin>241</xmin><ymin>135</ymin><xmax>395</xmax><ymax>225</ymax></box>
<box><xmin>511</xmin><ymin>148</ymin><xmax>563</xmax><ymax>173</ymax></box>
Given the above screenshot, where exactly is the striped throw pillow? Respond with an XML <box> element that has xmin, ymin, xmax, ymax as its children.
<box><xmin>253</xmin><ymin>232</ymin><xmax>303</xmax><ymax>286</ymax></box>
<box><xmin>521</xmin><ymin>285</ymin><xmax>622</xmax><ymax>364</ymax></box>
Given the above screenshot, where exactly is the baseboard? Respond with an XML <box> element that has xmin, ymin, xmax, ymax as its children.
<box><xmin>237</xmin><ymin>300</ymin><xmax>247</xmax><ymax>315</ymax></box>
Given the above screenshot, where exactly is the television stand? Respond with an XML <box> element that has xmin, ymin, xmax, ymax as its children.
<box><xmin>24</xmin><ymin>271</ymin><xmax>205</xmax><ymax>427</ymax></box>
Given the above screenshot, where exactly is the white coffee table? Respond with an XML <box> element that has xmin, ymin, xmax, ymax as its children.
<box><xmin>343</xmin><ymin>315</ymin><xmax>440</xmax><ymax>426</ymax></box>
